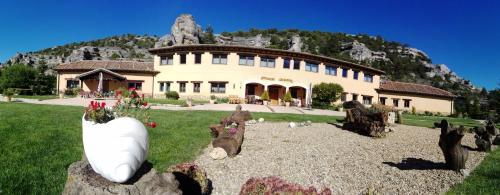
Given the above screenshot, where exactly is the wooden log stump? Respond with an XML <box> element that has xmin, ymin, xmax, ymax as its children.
<box><xmin>209</xmin><ymin>105</ymin><xmax>249</xmax><ymax>157</ymax></box>
<box><xmin>342</xmin><ymin>101</ymin><xmax>388</xmax><ymax>137</ymax></box>
<box><xmin>438</xmin><ymin>120</ymin><xmax>468</xmax><ymax>171</ymax></box>
<box><xmin>62</xmin><ymin>160</ymin><xmax>181</xmax><ymax>195</ymax></box>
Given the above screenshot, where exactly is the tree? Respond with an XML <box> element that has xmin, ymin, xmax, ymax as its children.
<box><xmin>312</xmin><ymin>82</ymin><xmax>344</xmax><ymax>109</ymax></box>
<box><xmin>0</xmin><ymin>64</ymin><xmax>36</xmax><ymax>92</ymax></box>
<box><xmin>32</xmin><ymin>61</ymin><xmax>56</xmax><ymax>95</ymax></box>
<box><xmin>201</xmin><ymin>25</ymin><xmax>216</xmax><ymax>44</ymax></box>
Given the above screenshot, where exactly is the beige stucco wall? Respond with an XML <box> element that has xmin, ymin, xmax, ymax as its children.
<box><xmin>152</xmin><ymin>52</ymin><xmax>381</xmax><ymax>103</ymax></box>
<box><xmin>377</xmin><ymin>91</ymin><xmax>454</xmax><ymax>114</ymax></box>
<box><xmin>57</xmin><ymin>71</ymin><xmax>155</xmax><ymax>95</ymax></box>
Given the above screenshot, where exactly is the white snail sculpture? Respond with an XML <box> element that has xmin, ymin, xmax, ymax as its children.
<box><xmin>82</xmin><ymin>115</ymin><xmax>148</xmax><ymax>183</ymax></box>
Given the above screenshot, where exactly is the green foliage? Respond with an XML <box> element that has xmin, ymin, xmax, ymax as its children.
<box><xmin>3</xmin><ymin>88</ymin><xmax>15</xmax><ymax>97</ymax></box>
<box><xmin>411</xmin><ymin>106</ymin><xmax>416</xmax><ymax>115</ymax></box>
<box><xmin>165</xmin><ymin>91</ymin><xmax>180</xmax><ymax>100</ymax></box>
<box><xmin>210</xmin><ymin>95</ymin><xmax>216</xmax><ymax>100</ymax></box>
<box><xmin>200</xmin><ymin>25</ymin><xmax>216</xmax><ymax>44</ymax></box>
<box><xmin>32</xmin><ymin>62</ymin><xmax>56</xmax><ymax>95</ymax></box>
<box><xmin>110</xmin><ymin>53</ymin><xmax>121</xmax><ymax>60</ymax></box>
<box><xmin>260</xmin><ymin>90</ymin><xmax>269</xmax><ymax>101</ymax></box>
<box><xmin>283</xmin><ymin>90</ymin><xmax>292</xmax><ymax>102</ymax></box>
<box><xmin>216</xmin><ymin>97</ymin><xmax>229</xmax><ymax>103</ymax></box>
<box><xmin>0</xmin><ymin>64</ymin><xmax>36</xmax><ymax>91</ymax></box>
<box><xmin>311</xmin><ymin>82</ymin><xmax>344</xmax><ymax>109</ymax></box>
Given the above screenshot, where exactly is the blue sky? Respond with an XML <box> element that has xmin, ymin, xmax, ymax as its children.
<box><xmin>0</xmin><ymin>0</ymin><xmax>499</xmax><ymax>89</ymax></box>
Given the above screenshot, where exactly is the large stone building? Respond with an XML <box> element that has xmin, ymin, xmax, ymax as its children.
<box><xmin>54</xmin><ymin>44</ymin><xmax>455</xmax><ymax>114</ymax></box>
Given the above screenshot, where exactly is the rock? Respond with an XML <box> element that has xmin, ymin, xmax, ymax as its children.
<box><xmin>387</xmin><ymin>112</ymin><xmax>396</xmax><ymax>124</ymax></box>
<box><xmin>62</xmin><ymin>160</ymin><xmax>182</xmax><ymax>195</ymax></box>
<box><xmin>288</xmin><ymin>35</ymin><xmax>302</xmax><ymax>52</ymax></box>
<box><xmin>342</xmin><ymin>40</ymin><xmax>387</xmax><ymax>62</ymax></box>
<box><xmin>384</xmin><ymin>127</ymin><xmax>393</xmax><ymax>133</ymax></box>
<box><xmin>305</xmin><ymin>120</ymin><xmax>312</xmax><ymax>126</ymax></box>
<box><xmin>460</xmin><ymin>169</ymin><xmax>470</xmax><ymax>177</ymax></box>
<box><xmin>258</xmin><ymin>118</ymin><xmax>264</xmax><ymax>123</ymax></box>
<box><xmin>166</xmin><ymin>163</ymin><xmax>211</xmax><ymax>195</ymax></box>
<box><xmin>155</xmin><ymin>14</ymin><xmax>202</xmax><ymax>47</ymax></box>
<box><xmin>299</xmin><ymin>122</ymin><xmax>305</xmax><ymax>127</ymax></box>
<box><xmin>493</xmin><ymin>135</ymin><xmax>500</xmax><ymax>145</ymax></box>
<box><xmin>209</xmin><ymin>147</ymin><xmax>227</xmax><ymax>160</ymax></box>
<box><xmin>288</xmin><ymin>122</ymin><xmax>296</xmax><ymax>128</ymax></box>
<box><xmin>245</xmin><ymin>119</ymin><xmax>257</xmax><ymax>126</ymax></box>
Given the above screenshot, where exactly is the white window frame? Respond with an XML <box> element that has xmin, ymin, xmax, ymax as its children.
<box><xmin>212</xmin><ymin>53</ymin><xmax>227</xmax><ymax>64</ymax></box>
<box><xmin>160</xmin><ymin>55</ymin><xmax>173</xmax><ymax>65</ymax></box>
<box><xmin>305</xmin><ymin>62</ymin><xmax>318</xmax><ymax>73</ymax></box>
<box><xmin>260</xmin><ymin>57</ymin><xmax>275</xmax><ymax>68</ymax></box>
<box><xmin>239</xmin><ymin>55</ymin><xmax>254</xmax><ymax>66</ymax></box>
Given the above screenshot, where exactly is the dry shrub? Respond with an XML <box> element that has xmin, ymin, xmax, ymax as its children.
<box><xmin>240</xmin><ymin>176</ymin><xmax>332</xmax><ymax>195</ymax></box>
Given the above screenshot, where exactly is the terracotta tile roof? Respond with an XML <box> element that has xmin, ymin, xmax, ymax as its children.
<box><xmin>54</xmin><ymin>60</ymin><xmax>156</xmax><ymax>73</ymax></box>
<box><xmin>378</xmin><ymin>81</ymin><xmax>456</xmax><ymax>98</ymax></box>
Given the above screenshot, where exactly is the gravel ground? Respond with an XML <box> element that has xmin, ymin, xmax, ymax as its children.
<box><xmin>195</xmin><ymin>122</ymin><xmax>492</xmax><ymax>195</ymax></box>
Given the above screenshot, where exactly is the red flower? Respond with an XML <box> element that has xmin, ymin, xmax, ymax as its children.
<box><xmin>144</xmin><ymin>122</ymin><xmax>150</xmax><ymax>127</ymax></box>
<box><xmin>141</xmin><ymin>94</ymin><xmax>145</xmax><ymax>99</ymax></box>
<box><xmin>143</xmin><ymin>102</ymin><xmax>148</xmax><ymax>107</ymax></box>
<box><xmin>151</xmin><ymin>122</ymin><xmax>157</xmax><ymax>128</ymax></box>
<box><xmin>101</xmin><ymin>102</ymin><xmax>106</xmax><ymax>108</ymax></box>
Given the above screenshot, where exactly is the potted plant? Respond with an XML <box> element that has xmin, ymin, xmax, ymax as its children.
<box><xmin>82</xmin><ymin>89</ymin><xmax>156</xmax><ymax>183</ymax></box>
<box><xmin>209</xmin><ymin>95</ymin><xmax>216</xmax><ymax>104</ymax></box>
<box><xmin>261</xmin><ymin>90</ymin><xmax>269</xmax><ymax>106</ymax></box>
<box><xmin>3</xmin><ymin>88</ymin><xmax>15</xmax><ymax>102</ymax></box>
<box><xmin>283</xmin><ymin>90</ymin><xmax>292</xmax><ymax>107</ymax></box>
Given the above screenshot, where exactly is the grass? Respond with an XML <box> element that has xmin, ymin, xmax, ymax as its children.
<box><xmin>0</xmin><ymin>102</ymin><xmax>341</xmax><ymax>194</ymax></box>
<box><xmin>145</xmin><ymin>98</ymin><xmax>209</xmax><ymax>106</ymax></box>
<box><xmin>402</xmin><ymin>114</ymin><xmax>481</xmax><ymax>129</ymax></box>
<box><xmin>447</xmin><ymin>148</ymin><xmax>500</xmax><ymax>194</ymax></box>
<box><xmin>14</xmin><ymin>95</ymin><xmax>59</xmax><ymax>101</ymax></box>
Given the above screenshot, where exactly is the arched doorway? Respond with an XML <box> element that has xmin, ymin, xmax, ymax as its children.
<box><xmin>245</xmin><ymin>83</ymin><xmax>265</xmax><ymax>104</ymax></box>
<box><xmin>289</xmin><ymin>86</ymin><xmax>307</xmax><ymax>107</ymax></box>
<box><xmin>268</xmin><ymin>84</ymin><xmax>286</xmax><ymax>106</ymax></box>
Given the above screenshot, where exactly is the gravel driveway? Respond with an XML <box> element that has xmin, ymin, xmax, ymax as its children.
<box><xmin>195</xmin><ymin>122</ymin><xmax>491</xmax><ymax>195</ymax></box>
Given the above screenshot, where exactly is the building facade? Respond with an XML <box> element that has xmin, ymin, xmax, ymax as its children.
<box><xmin>55</xmin><ymin>45</ymin><xmax>455</xmax><ymax>114</ymax></box>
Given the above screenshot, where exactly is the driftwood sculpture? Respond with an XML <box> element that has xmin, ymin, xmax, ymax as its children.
<box><xmin>472</xmin><ymin>119</ymin><xmax>499</xmax><ymax>150</ymax></box>
<box><xmin>438</xmin><ymin>120</ymin><xmax>468</xmax><ymax>171</ymax></box>
<box><xmin>209</xmin><ymin>105</ymin><xmax>251</xmax><ymax>156</ymax></box>
<box><xmin>342</xmin><ymin>101</ymin><xmax>388</xmax><ymax>137</ymax></box>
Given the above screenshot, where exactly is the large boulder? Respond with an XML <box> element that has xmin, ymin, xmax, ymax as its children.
<box><xmin>288</xmin><ymin>34</ymin><xmax>302</xmax><ymax>52</ymax></box>
<box><xmin>62</xmin><ymin>160</ymin><xmax>181</xmax><ymax>195</ymax></box>
<box><xmin>155</xmin><ymin>14</ymin><xmax>202</xmax><ymax>47</ymax></box>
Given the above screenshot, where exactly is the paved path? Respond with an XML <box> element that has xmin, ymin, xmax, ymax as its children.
<box><xmin>1</xmin><ymin>96</ymin><xmax>345</xmax><ymax>117</ymax></box>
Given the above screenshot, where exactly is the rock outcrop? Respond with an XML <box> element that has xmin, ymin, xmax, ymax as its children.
<box><xmin>288</xmin><ymin>34</ymin><xmax>302</xmax><ymax>52</ymax></box>
<box><xmin>341</xmin><ymin>40</ymin><xmax>387</xmax><ymax>62</ymax></box>
<box><xmin>215</xmin><ymin>34</ymin><xmax>271</xmax><ymax>48</ymax></box>
<box><xmin>155</xmin><ymin>14</ymin><xmax>202</xmax><ymax>47</ymax></box>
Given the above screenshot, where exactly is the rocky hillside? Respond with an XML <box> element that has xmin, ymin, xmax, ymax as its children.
<box><xmin>3</xmin><ymin>14</ymin><xmax>474</xmax><ymax>95</ymax></box>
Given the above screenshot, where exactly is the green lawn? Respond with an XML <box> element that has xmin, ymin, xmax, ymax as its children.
<box><xmin>14</xmin><ymin>95</ymin><xmax>59</xmax><ymax>101</ymax></box>
<box><xmin>447</xmin><ymin>148</ymin><xmax>500</xmax><ymax>194</ymax></box>
<box><xmin>145</xmin><ymin>98</ymin><xmax>209</xmax><ymax>106</ymax></box>
<box><xmin>0</xmin><ymin>102</ymin><xmax>340</xmax><ymax>194</ymax></box>
<box><xmin>402</xmin><ymin>114</ymin><xmax>481</xmax><ymax>129</ymax></box>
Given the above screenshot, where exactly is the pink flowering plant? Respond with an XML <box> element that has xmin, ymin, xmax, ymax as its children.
<box><xmin>224</xmin><ymin>122</ymin><xmax>238</xmax><ymax>136</ymax></box>
<box><xmin>84</xmin><ymin>89</ymin><xmax>156</xmax><ymax>128</ymax></box>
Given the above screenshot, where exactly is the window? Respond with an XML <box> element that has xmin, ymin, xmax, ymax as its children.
<box><xmin>341</xmin><ymin>93</ymin><xmax>347</xmax><ymax>102</ymax></box>
<box><xmin>210</xmin><ymin>82</ymin><xmax>226</xmax><ymax>93</ymax></box>
<box><xmin>159</xmin><ymin>82</ymin><xmax>171</xmax><ymax>92</ymax></box>
<box><xmin>260</xmin><ymin>57</ymin><xmax>275</xmax><ymax>68</ymax></box>
<box><xmin>325</xmin><ymin>66</ymin><xmax>337</xmax><ymax>76</ymax></box>
<box><xmin>128</xmin><ymin>82</ymin><xmax>142</xmax><ymax>90</ymax></box>
<box><xmin>404</xmin><ymin>99</ymin><xmax>411</xmax><ymax>108</ymax></box>
<box><xmin>66</xmin><ymin>80</ymin><xmax>79</xmax><ymax>89</ymax></box>
<box><xmin>293</xmin><ymin>59</ymin><xmax>301</xmax><ymax>70</ymax></box>
<box><xmin>193</xmin><ymin>83</ymin><xmax>201</xmax><ymax>93</ymax></box>
<box><xmin>393</xmin><ymin>99</ymin><xmax>399</xmax><ymax>107</ymax></box>
<box><xmin>362</xmin><ymin>96</ymin><xmax>372</xmax><ymax>105</ymax></box>
<box><xmin>353</xmin><ymin>71</ymin><xmax>359</xmax><ymax>80</ymax></box>
<box><xmin>305</xmin><ymin>62</ymin><xmax>319</xmax><ymax>73</ymax></box>
<box><xmin>212</xmin><ymin>53</ymin><xmax>227</xmax><ymax>64</ymax></box>
<box><xmin>160</xmin><ymin>55</ymin><xmax>173</xmax><ymax>65</ymax></box>
<box><xmin>194</xmin><ymin>53</ymin><xmax>202</xmax><ymax>64</ymax></box>
<box><xmin>283</xmin><ymin>58</ymin><xmax>290</xmax><ymax>69</ymax></box>
<box><xmin>179</xmin><ymin>82</ymin><xmax>186</xmax><ymax>93</ymax></box>
<box><xmin>364</xmin><ymin>74</ymin><xmax>373</xmax><ymax>83</ymax></box>
<box><xmin>380</xmin><ymin>97</ymin><xmax>386</xmax><ymax>105</ymax></box>
<box><xmin>179</xmin><ymin>53</ymin><xmax>186</xmax><ymax>64</ymax></box>
<box><xmin>342</xmin><ymin>68</ymin><xmax>348</xmax><ymax>78</ymax></box>
<box><xmin>239</xmin><ymin>55</ymin><xmax>254</xmax><ymax>66</ymax></box>
<box><xmin>352</xmin><ymin>94</ymin><xmax>358</xmax><ymax>101</ymax></box>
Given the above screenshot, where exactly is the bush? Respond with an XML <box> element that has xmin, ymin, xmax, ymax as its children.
<box><xmin>72</xmin><ymin>88</ymin><xmax>82</xmax><ymax>96</ymax></box>
<box><xmin>165</xmin><ymin>91</ymin><xmax>180</xmax><ymax>100</ymax></box>
<box><xmin>216</xmin><ymin>97</ymin><xmax>229</xmax><ymax>103</ymax></box>
<box><xmin>117</xmin><ymin>87</ymin><xmax>130</xmax><ymax>98</ymax></box>
<box><xmin>210</xmin><ymin>95</ymin><xmax>216</xmax><ymax>100</ymax></box>
<box><xmin>3</xmin><ymin>88</ymin><xmax>15</xmax><ymax>97</ymax></box>
<box><xmin>370</xmin><ymin>103</ymin><xmax>395</xmax><ymax>113</ymax></box>
<box><xmin>260</xmin><ymin>90</ymin><xmax>269</xmax><ymax>101</ymax></box>
<box><xmin>240</xmin><ymin>176</ymin><xmax>332</xmax><ymax>195</ymax></box>
<box><xmin>411</xmin><ymin>106</ymin><xmax>416</xmax><ymax>115</ymax></box>
<box><xmin>64</xmin><ymin>88</ymin><xmax>74</xmax><ymax>96</ymax></box>
<box><xmin>283</xmin><ymin>90</ymin><xmax>292</xmax><ymax>102</ymax></box>
<box><xmin>424</xmin><ymin>111</ymin><xmax>433</xmax><ymax>116</ymax></box>
<box><xmin>0</xmin><ymin>64</ymin><xmax>36</xmax><ymax>91</ymax></box>
<box><xmin>312</xmin><ymin>82</ymin><xmax>343</xmax><ymax>109</ymax></box>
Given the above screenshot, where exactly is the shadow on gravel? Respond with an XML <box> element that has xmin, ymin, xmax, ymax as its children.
<box><xmin>462</xmin><ymin>145</ymin><xmax>481</xmax><ymax>152</ymax></box>
<box><xmin>383</xmin><ymin>158</ymin><xmax>447</xmax><ymax>170</ymax></box>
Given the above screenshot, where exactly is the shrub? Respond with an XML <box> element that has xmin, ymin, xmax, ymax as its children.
<box><xmin>260</xmin><ymin>90</ymin><xmax>269</xmax><ymax>101</ymax></box>
<box><xmin>3</xmin><ymin>88</ymin><xmax>15</xmax><ymax>97</ymax></box>
<box><xmin>240</xmin><ymin>176</ymin><xmax>332</xmax><ymax>195</ymax></box>
<box><xmin>396</xmin><ymin>111</ymin><xmax>403</xmax><ymax>124</ymax></box>
<box><xmin>424</xmin><ymin>111</ymin><xmax>433</xmax><ymax>116</ymax></box>
<box><xmin>436</xmin><ymin>112</ymin><xmax>442</xmax><ymax>116</ymax></box>
<box><xmin>216</xmin><ymin>97</ymin><xmax>229</xmax><ymax>103</ymax></box>
<box><xmin>165</xmin><ymin>91</ymin><xmax>180</xmax><ymax>100</ymax></box>
<box><xmin>283</xmin><ymin>90</ymin><xmax>292</xmax><ymax>102</ymax></box>
<box><xmin>370</xmin><ymin>103</ymin><xmax>395</xmax><ymax>113</ymax></box>
<box><xmin>117</xmin><ymin>87</ymin><xmax>130</xmax><ymax>98</ymax></box>
<box><xmin>72</xmin><ymin>88</ymin><xmax>82</xmax><ymax>96</ymax></box>
<box><xmin>0</xmin><ymin>64</ymin><xmax>37</xmax><ymax>92</ymax></box>
<box><xmin>411</xmin><ymin>106</ymin><xmax>416</xmax><ymax>115</ymax></box>
<box><xmin>210</xmin><ymin>95</ymin><xmax>216</xmax><ymax>100</ymax></box>
<box><xmin>312</xmin><ymin>82</ymin><xmax>343</xmax><ymax>109</ymax></box>
<box><xmin>64</xmin><ymin>88</ymin><xmax>74</xmax><ymax>96</ymax></box>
